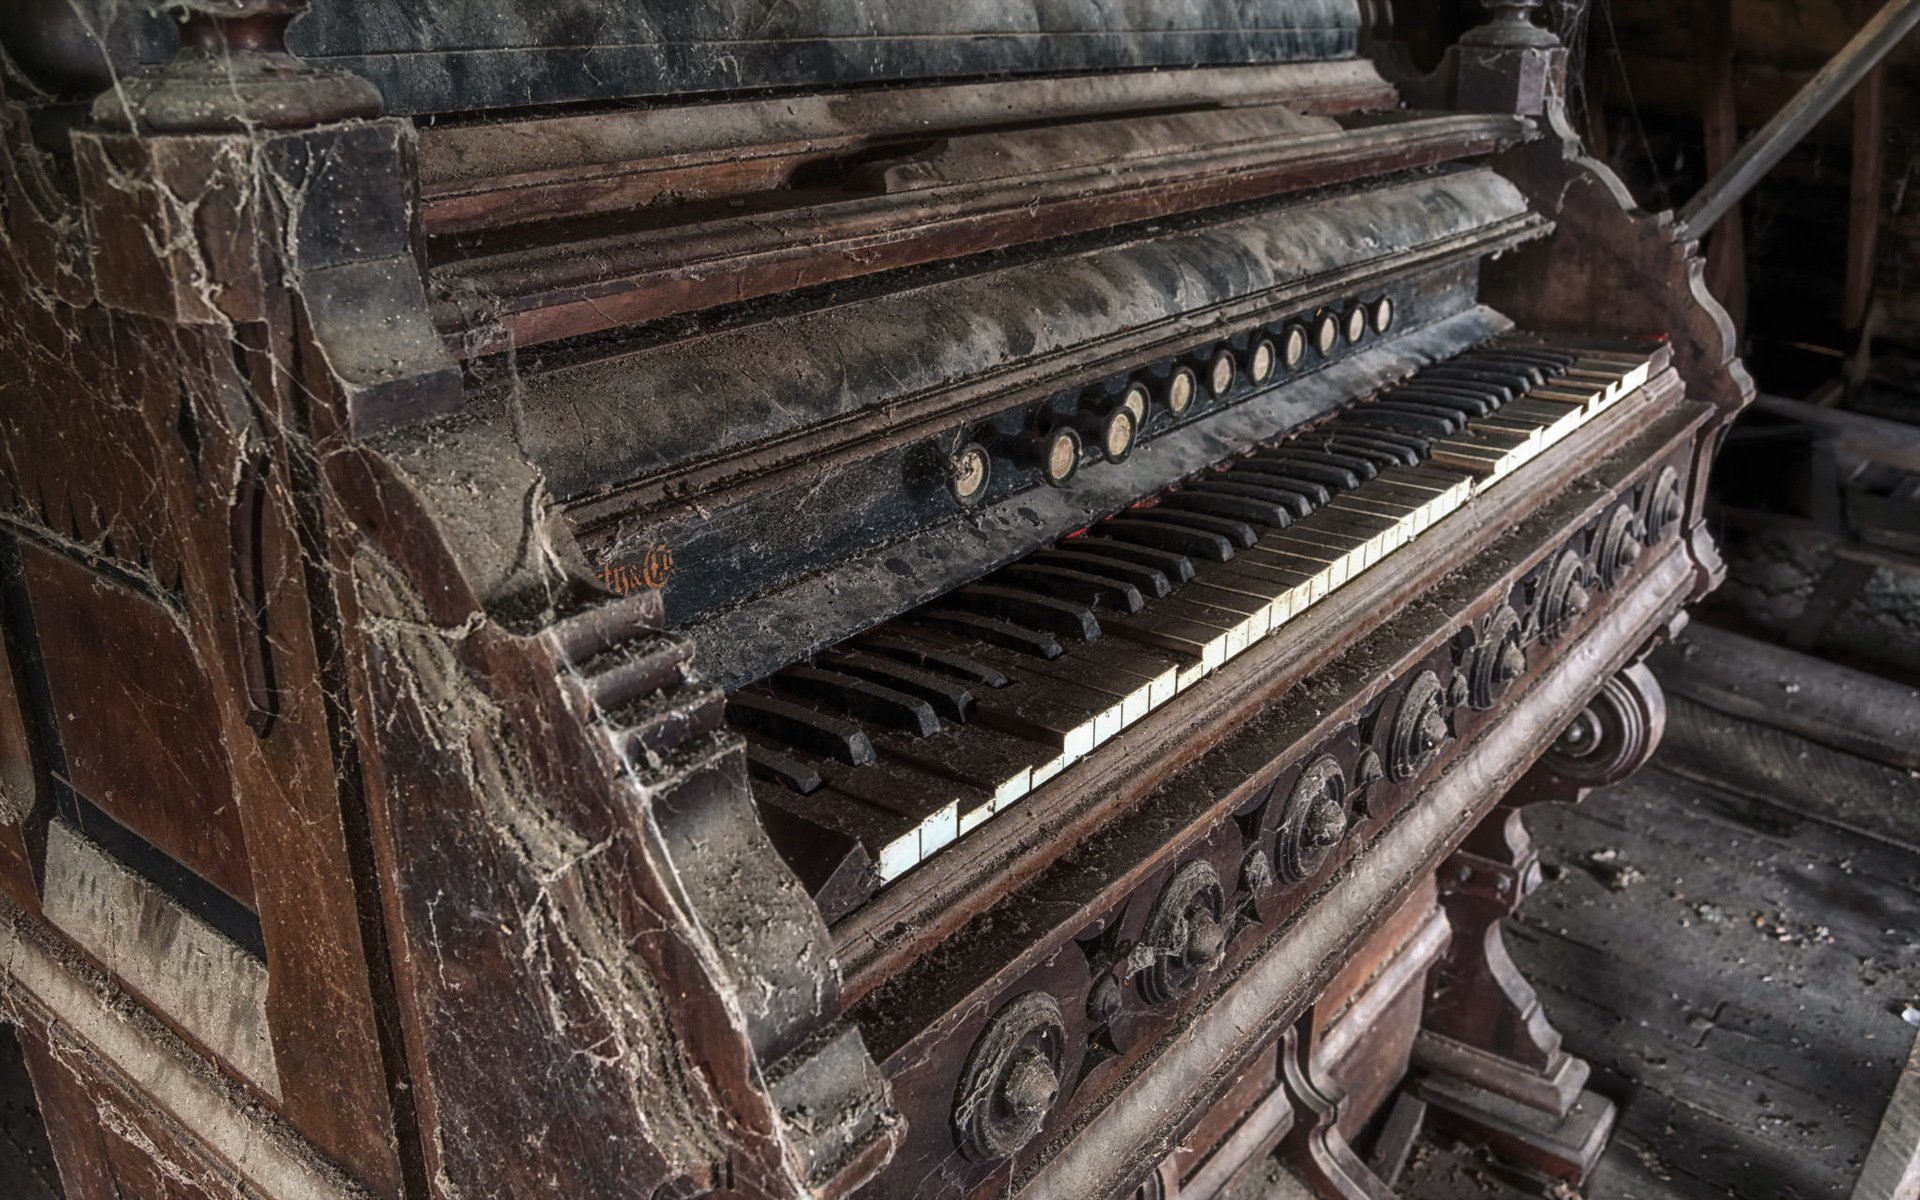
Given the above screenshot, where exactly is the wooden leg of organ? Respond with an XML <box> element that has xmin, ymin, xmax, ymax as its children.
<box><xmin>1411</xmin><ymin>663</ymin><xmax>1667</xmax><ymax>1181</ymax></box>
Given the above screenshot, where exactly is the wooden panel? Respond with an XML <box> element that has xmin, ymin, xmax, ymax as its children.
<box><xmin>14</xmin><ymin>1023</ymin><xmax>119</xmax><ymax>1200</ymax></box>
<box><xmin>18</xmin><ymin>543</ymin><xmax>252</xmax><ymax>908</ymax></box>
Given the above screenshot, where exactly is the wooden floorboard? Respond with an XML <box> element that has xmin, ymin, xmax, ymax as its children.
<box><xmin>1406</xmin><ymin>764</ymin><xmax>1920</xmax><ymax>1200</ymax></box>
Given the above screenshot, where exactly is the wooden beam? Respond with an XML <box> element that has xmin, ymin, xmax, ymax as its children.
<box><xmin>1678</xmin><ymin>0</ymin><xmax>1920</xmax><ymax>241</ymax></box>
<box><xmin>1845</xmin><ymin>54</ymin><xmax>1886</xmax><ymax>334</ymax></box>
<box><xmin>1693</xmin><ymin>0</ymin><xmax>1746</xmax><ymax>330</ymax></box>
<box><xmin>1752</xmin><ymin>392</ymin><xmax>1920</xmax><ymax>472</ymax></box>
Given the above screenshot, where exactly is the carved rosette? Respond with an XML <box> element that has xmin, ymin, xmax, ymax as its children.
<box><xmin>1136</xmin><ymin>860</ymin><xmax>1229</xmax><ymax>1006</ymax></box>
<box><xmin>954</xmin><ymin>991</ymin><xmax>1070</xmax><ymax>1161</ymax></box>
<box><xmin>1469</xmin><ymin>605</ymin><xmax>1526</xmax><ymax>710</ymax></box>
<box><xmin>1595</xmin><ymin>505</ymin><xmax>1646</xmax><ymax>589</ymax></box>
<box><xmin>1540</xmin><ymin>663</ymin><xmax>1667</xmax><ymax>790</ymax></box>
<box><xmin>1275</xmin><ymin>756</ymin><xmax>1351</xmax><ymax>884</ymax></box>
<box><xmin>1388</xmin><ymin>670</ymin><xmax>1450</xmax><ymax>781</ymax></box>
<box><xmin>1539</xmin><ymin>548</ymin><xmax>1592</xmax><ymax>642</ymax></box>
<box><xmin>1646</xmin><ymin>466</ymin><xmax>1684</xmax><ymax>543</ymax></box>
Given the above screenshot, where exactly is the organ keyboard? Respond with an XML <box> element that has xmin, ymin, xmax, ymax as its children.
<box><xmin>0</xmin><ymin>4</ymin><xmax>1751</xmax><ymax>1200</ymax></box>
<box><xmin>741</xmin><ymin>338</ymin><xmax>1660</xmax><ymax>892</ymax></box>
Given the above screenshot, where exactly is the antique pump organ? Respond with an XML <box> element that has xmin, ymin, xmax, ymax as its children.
<box><xmin>0</xmin><ymin>2</ymin><xmax>1748</xmax><ymax>1199</ymax></box>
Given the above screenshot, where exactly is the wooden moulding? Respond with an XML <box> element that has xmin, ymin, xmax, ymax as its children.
<box><xmin>431</xmin><ymin>111</ymin><xmax>1533</xmax><ymax>354</ymax></box>
<box><xmin>415</xmin><ymin>60</ymin><xmax>1402</xmax><ymax>231</ymax></box>
<box><xmin>37</xmin><ymin>823</ymin><xmax>278</xmax><ymax>1100</ymax></box>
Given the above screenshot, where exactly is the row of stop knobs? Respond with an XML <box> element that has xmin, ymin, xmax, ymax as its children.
<box><xmin>947</xmin><ymin>297</ymin><xmax>1398</xmax><ymax>506</ymax></box>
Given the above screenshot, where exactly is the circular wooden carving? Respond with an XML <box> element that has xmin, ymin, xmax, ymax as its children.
<box><xmin>1469</xmin><ymin>605</ymin><xmax>1526</xmax><ymax>710</ymax></box>
<box><xmin>953</xmin><ymin>991</ymin><xmax>1069</xmax><ymax>1160</ymax></box>
<box><xmin>1543</xmin><ymin>663</ymin><xmax>1668</xmax><ymax>788</ymax></box>
<box><xmin>1275</xmin><ymin>755</ymin><xmax>1349</xmax><ymax>884</ymax></box>
<box><xmin>1540</xmin><ymin>548</ymin><xmax>1591</xmax><ymax>642</ymax></box>
<box><xmin>1647</xmin><ymin>465</ymin><xmax>1683</xmax><ymax>542</ymax></box>
<box><xmin>1595</xmin><ymin>505</ymin><xmax>1646</xmax><ymax>589</ymax></box>
<box><xmin>1388</xmin><ymin>670</ymin><xmax>1449</xmax><ymax>781</ymax></box>
<box><xmin>1137</xmin><ymin>860</ymin><xmax>1228</xmax><ymax>1006</ymax></box>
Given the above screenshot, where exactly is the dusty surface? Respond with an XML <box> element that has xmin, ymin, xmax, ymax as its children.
<box><xmin>1406</xmin><ymin>762</ymin><xmax>1920</xmax><ymax>1199</ymax></box>
<box><xmin>1705</xmin><ymin>528</ymin><xmax>1920</xmax><ymax>685</ymax></box>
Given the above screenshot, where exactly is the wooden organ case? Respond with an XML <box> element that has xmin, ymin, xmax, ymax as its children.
<box><xmin>0</xmin><ymin>2</ymin><xmax>1751</xmax><ymax>1199</ymax></box>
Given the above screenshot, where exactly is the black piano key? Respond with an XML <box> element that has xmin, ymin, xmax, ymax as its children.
<box><xmin>1221</xmin><ymin>465</ymin><xmax>1333</xmax><ymax>506</ymax></box>
<box><xmin>1125</xmin><ymin>506</ymin><xmax>1259</xmax><ymax>549</ymax></box>
<box><xmin>1468</xmin><ymin>349</ymin><xmax>1570</xmax><ymax>376</ymax></box>
<box><xmin>750</xmin><ymin>746</ymin><xmax>957</xmax><ymax>881</ymax></box>
<box><xmin>1312</xmin><ymin>437</ymin><xmax>1404</xmax><ymax>471</ymax></box>
<box><xmin>1327</xmin><ymin>423</ymin><xmax>1430</xmax><ymax>456</ymax></box>
<box><xmin>858</xmin><ymin>633</ymin><xmax>1011</xmax><ymax>686</ymax></box>
<box><xmin>1411</xmin><ymin>379</ymin><xmax>1512</xmax><ymax>407</ymax></box>
<box><xmin>1245</xmin><ymin>454</ymin><xmax>1361</xmax><ymax>491</ymax></box>
<box><xmin>913</xmin><ymin>610</ymin><xmax>1064</xmax><ymax>658</ymax></box>
<box><xmin>1323</xmin><ymin>432</ymin><xmax>1421</xmax><ymax>466</ymax></box>
<box><xmin>1163</xmin><ymin>489</ymin><xmax>1293</xmax><ymax>529</ymax></box>
<box><xmin>1366</xmin><ymin>401</ymin><xmax>1467</xmax><ymax>433</ymax></box>
<box><xmin>950</xmin><ymin>584</ymin><xmax>1101</xmax><ymax>641</ymax></box>
<box><xmin>1484</xmin><ymin>346</ymin><xmax>1577</xmax><ymax>372</ymax></box>
<box><xmin>730</xmin><ymin>691</ymin><xmax>876</xmax><ymax>766</ymax></box>
<box><xmin>1261</xmin><ymin>447</ymin><xmax>1377</xmax><ymax>481</ymax></box>
<box><xmin>1409</xmin><ymin>367</ymin><xmax>1521</xmax><ymax>402</ymax></box>
<box><xmin>1341</xmin><ymin>407</ymin><xmax>1454</xmax><ymax>440</ymax></box>
<box><xmin>816</xmin><ymin>650</ymin><xmax>975</xmax><ymax>722</ymax></box>
<box><xmin>1455</xmin><ymin>352</ymin><xmax>1548</xmax><ymax>386</ymax></box>
<box><xmin>1029</xmin><ymin>548</ymin><xmax>1172</xmax><ymax>599</ymax></box>
<box><xmin>773</xmin><ymin>665</ymin><xmax>940</xmax><ymax>737</ymax></box>
<box><xmin>996</xmin><ymin>564</ymin><xmax>1145</xmax><ymax>614</ymax></box>
<box><xmin>902</xmin><ymin>626</ymin><xmax>1135</xmax><ymax>752</ymax></box>
<box><xmin>744</xmin><ymin>740</ymin><xmax>825</xmax><ymax>794</ymax></box>
<box><xmin>1182</xmin><ymin>478</ymin><xmax>1315</xmax><ymax>518</ymax></box>
<box><xmin>1389</xmin><ymin>385</ymin><xmax>1496</xmax><ymax>417</ymax></box>
<box><xmin>1092</xmin><ymin>518</ymin><xmax>1236</xmax><ymax>563</ymax></box>
<box><xmin>1055</xmin><ymin>537</ymin><xmax>1197</xmax><ymax>585</ymax></box>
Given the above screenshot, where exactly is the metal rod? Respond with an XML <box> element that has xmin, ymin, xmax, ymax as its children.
<box><xmin>1677</xmin><ymin>0</ymin><xmax>1920</xmax><ymax>242</ymax></box>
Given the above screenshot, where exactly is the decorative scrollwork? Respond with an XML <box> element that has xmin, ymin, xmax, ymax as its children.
<box><xmin>1595</xmin><ymin>505</ymin><xmax>1646</xmax><ymax>589</ymax></box>
<box><xmin>1647</xmin><ymin>465</ymin><xmax>1684</xmax><ymax>543</ymax></box>
<box><xmin>1539</xmin><ymin>548</ymin><xmax>1591</xmax><ymax>642</ymax></box>
<box><xmin>953</xmin><ymin>991</ymin><xmax>1069</xmax><ymax>1160</ymax></box>
<box><xmin>1136</xmin><ymin>860</ymin><xmax>1228</xmax><ymax>1006</ymax></box>
<box><xmin>1276</xmin><ymin>755</ymin><xmax>1350</xmax><ymax>884</ymax></box>
<box><xmin>1541</xmin><ymin>663</ymin><xmax>1668</xmax><ymax>789</ymax></box>
<box><xmin>1388</xmin><ymin>671</ymin><xmax>1450</xmax><ymax>782</ymax></box>
<box><xmin>1470</xmin><ymin>605</ymin><xmax>1526</xmax><ymax>710</ymax></box>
